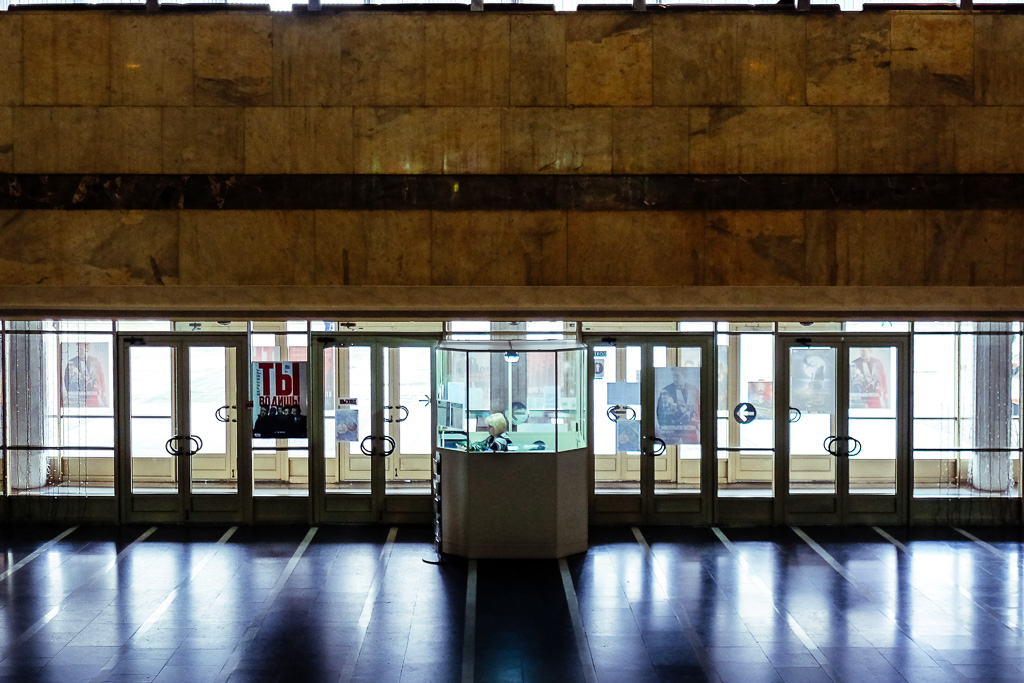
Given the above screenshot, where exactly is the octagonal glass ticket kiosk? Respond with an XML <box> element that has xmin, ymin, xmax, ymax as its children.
<box><xmin>434</xmin><ymin>341</ymin><xmax>588</xmax><ymax>558</ymax></box>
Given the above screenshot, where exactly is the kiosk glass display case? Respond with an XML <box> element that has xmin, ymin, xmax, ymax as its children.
<box><xmin>434</xmin><ymin>341</ymin><xmax>588</xmax><ymax>558</ymax></box>
<box><xmin>436</xmin><ymin>342</ymin><xmax>586</xmax><ymax>453</ymax></box>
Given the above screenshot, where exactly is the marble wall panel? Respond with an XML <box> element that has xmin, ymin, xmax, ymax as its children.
<box><xmin>354</xmin><ymin>108</ymin><xmax>445</xmax><ymax>174</ymax></box>
<box><xmin>689</xmin><ymin>107</ymin><xmax>836</xmax><ymax>174</ymax></box>
<box><xmin>0</xmin><ymin>210</ymin><xmax>64</xmax><ymax>285</ymax></box>
<box><xmin>23</xmin><ymin>14</ymin><xmax>110</xmax><ymax>106</ymax></box>
<box><xmin>0</xmin><ymin>17</ymin><xmax>22</xmax><ymax>106</ymax></box>
<box><xmin>338</xmin><ymin>14</ymin><xmax>429</xmax><ymax>106</ymax></box>
<box><xmin>804</xmin><ymin>211</ymin><xmax>838</xmax><ymax>286</ymax></box>
<box><xmin>13</xmin><ymin>107</ymin><xmax>162</xmax><ymax>174</ymax></box>
<box><xmin>110</xmin><ymin>15</ymin><xmax>193</xmax><ymax>107</ymax></box>
<box><xmin>924</xmin><ymin>211</ymin><xmax>1014</xmax><ymax>287</ymax></box>
<box><xmin>162</xmin><ymin>107</ymin><xmax>244</xmax><ymax>174</ymax></box>
<box><xmin>425</xmin><ymin>15</ymin><xmax>510</xmax><ymax>107</ymax></box>
<box><xmin>440</xmin><ymin>108</ymin><xmax>502</xmax><ymax>175</ymax></box>
<box><xmin>653</xmin><ymin>15</ymin><xmax>804</xmax><ymax>106</ymax></box>
<box><xmin>834</xmin><ymin>211</ymin><xmax>925</xmax><ymax>286</ymax></box>
<box><xmin>503</xmin><ymin>108</ymin><xmax>613</xmax><ymax>174</ymax></box>
<box><xmin>246</xmin><ymin>108</ymin><xmax>353</xmax><ymax>174</ymax></box>
<box><xmin>62</xmin><ymin>211</ymin><xmax>179</xmax><ymax>286</ymax></box>
<box><xmin>890</xmin><ymin>15</ymin><xmax>973</xmax><ymax>106</ymax></box>
<box><xmin>566</xmin><ymin>14</ymin><xmax>651</xmax><ymax>107</ymax></box>
<box><xmin>0</xmin><ymin>108</ymin><xmax>10</xmax><ymax>173</ymax></box>
<box><xmin>510</xmin><ymin>15</ymin><xmax>566</xmax><ymax>107</ymax></box>
<box><xmin>0</xmin><ymin>210</ymin><xmax>172</xmax><ymax>286</ymax></box>
<box><xmin>837</xmin><ymin>107</ymin><xmax>954</xmax><ymax>174</ymax></box>
<box><xmin>314</xmin><ymin>211</ymin><xmax>431</xmax><ymax>286</ymax></box>
<box><xmin>704</xmin><ymin>211</ymin><xmax>806</xmax><ymax>286</ymax></box>
<box><xmin>955</xmin><ymin>107</ymin><xmax>1024</xmax><ymax>174</ymax></box>
<box><xmin>179</xmin><ymin>211</ymin><xmax>314</xmax><ymax>286</ymax></box>
<box><xmin>431</xmin><ymin>212</ymin><xmax>567</xmax><ymax>286</ymax></box>
<box><xmin>273</xmin><ymin>15</ymin><xmax>345</xmax><ymax>106</ymax></box>
<box><xmin>194</xmin><ymin>15</ymin><xmax>272</xmax><ymax>107</ymax></box>
<box><xmin>567</xmin><ymin>212</ymin><xmax>703</xmax><ymax>286</ymax></box>
<box><xmin>975</xmin><ymin>16</ymin><xmax>1024</xmax><ymax>106</ymax></box>
<box><xmin>612</xmin><ymin>108</ymin><xmax>688</xmax><ymax>174</ymax></box>
<box><xmin>806</xmin><ymin>14</ymin><xmax>890</xmax><ymax>106</ymax></box>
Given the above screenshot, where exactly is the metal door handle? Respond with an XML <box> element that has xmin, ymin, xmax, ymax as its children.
<box><xmin>187</xmin><ymin>435</ymin><xmax>203</xmax><ymax>456</ymax></box>
<box><xmin>823</xmin><ymin>435</ymin><xmax>839</xmax><ymax>456</ymax></box>
<box><xmin>381</xmin><ymin>435</ymin><xmax>396</xmax><ymax>456</ymax></box>
<box><xmin>360</xmin><ymin>435</ymin><xmax>375</xmax><ymax>456</ymax></box>
<box><xmin>384</xmin><ymin>405</ymin><xmax>409</xmax><ymax>423</ymax></box>
<box><xmin>215</xmin><ymin>405</ymin><xmax>237</xmax><ymax>423</ymax></box>
<box><xmin>165</xmin><ymin>435</ymin><xmax>183</xmax><ymax>456</ymax></box>
<box><xmin>847</xmin><ymin>436</ymin><xmax>862</xmax><ymax>457</ymax></box>
<box><xmin>649</xmin><ymin>436</ymin><xmax>667</xmax><ymax>456</ymax></box>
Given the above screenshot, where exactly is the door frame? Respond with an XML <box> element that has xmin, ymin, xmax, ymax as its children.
<box><xmin>309</xmin><ymin>333</ymin><xmax>439</xmax><ymax>524</ymax></box>
<box><xmin>115</xmin><ymin>332</ymin><xmax>251</xmax><ymax>524</ymax></box>
<box><xmin>775</xmin><ymin>332</ymin><xmax>910</xmax><ymax>525</ymax></box>
<box><xmin>585</xmin><ymin>334</ymin><xmax>717</xmax><ymax>525</ymax></box>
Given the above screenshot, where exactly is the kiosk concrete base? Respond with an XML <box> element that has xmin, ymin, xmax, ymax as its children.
<box><xmin>439</xmin><ymin>447</ymin><xmax>588</xmax><ymax>559</ymax></box>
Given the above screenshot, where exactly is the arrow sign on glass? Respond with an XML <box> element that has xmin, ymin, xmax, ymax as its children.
<box><xmin>733</xmin><ymin>402</ymin><xmax>757</xmax><ymax>424</ymax></box>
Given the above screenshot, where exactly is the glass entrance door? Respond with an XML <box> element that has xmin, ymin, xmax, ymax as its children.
<box><xmin>589</xmin><ymin>336</ymin><xmax>715</xmax><ymax>524</ymax></box>
<box><xmin>777</xmin><ymin>335</ymin><xmax>908</xmax><ymax>524</ymax></box>
<box><xmin>117</xmin><ymin>334</ymin><xmax>249</xmax><ymax>523</ymax></box>
<box><xmin>310</xmin><ymin>335</ymin><xmax>437</xmax><ymax>523</ymax></box>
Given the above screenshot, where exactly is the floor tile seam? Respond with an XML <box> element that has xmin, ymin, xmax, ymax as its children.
<box><xmin>335</xmin><ymin>526</ymin><xmax>400</xmax><ymax>683</ymax></box>
<box><xmin>873</xmin><ymin>526</ymin><xmax>1024</xmax><ymax>634</ymax></box>
<box><xmin>709</xmin><ymin>527</ymin><xmax>845</xmax><ymax>683</ymax></box>
<box><xmin>631</xmin><ymin>527</ymin><xmax>725</xmax><ymax>683</ymax></box>
<box><xmin>791</xmin><ymin>526</ymin><xmax>972</xmax><ymax>683</ymax></box>
<box><xmin>0</xmin><ymin>526</ymin><xmax>158</xmax><ymax>665</ymax></box>
<box><xmin>213</xmin><ymin>526</ymin><xmax>320</xmax><ymax>683</ymax></box>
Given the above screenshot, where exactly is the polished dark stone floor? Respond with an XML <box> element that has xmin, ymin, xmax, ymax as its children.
<box><xmin>0</xmin><ymin>524</ymin><xmax>1022</xmax><ymax>681</ymax></box>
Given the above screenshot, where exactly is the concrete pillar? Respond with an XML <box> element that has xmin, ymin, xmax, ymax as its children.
<box><xmin>6</xmin><ymin>328</ymin><xmax>50</xmax><ymax>490</ymax></box>
<box><xmin>971</xmin><ymin>323</ymin><xmax>1013</xmax><ymax>492</ymax></box>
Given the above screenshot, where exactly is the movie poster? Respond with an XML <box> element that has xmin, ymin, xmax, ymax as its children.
<box><xmin>747</xmin><ymin>381</ymin><xmax>774</xmax><ymax>420</ymax></box>
<box><xmin>616</xmin><ymin>419</ymin><xmax>640</xmax><ymax>453</ymax></box>
<box><xmin>251</xmin><ymin>361</ymin><xmax>308</xmax><ymax>439</ymax></box>
<box><xmin>791</xmin><ymin>348</ymin><xmax>836</xmax><ymax>414</ymax></box>
<box><xmin>849</xmin><ymin>348</ymin><xmax>891</xmax><ymax>409</ymax></box>
<box><xmin>335</xmin><ymin>405</ymin><xmax>359</xmax><ymax>443</ymax></box>
<box><xmin>61</xmin><ymin>342</ymin><xmax>110</xmax><ymax>408</ymax></box>
<box><xmin>654</xmin><ymin>366</ymin><xmax>701</xmax><ymax>445</ymax></box>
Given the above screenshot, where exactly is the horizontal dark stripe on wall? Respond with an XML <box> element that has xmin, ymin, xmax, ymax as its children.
<box><xmin>3</xmin><ymin>174</ymin><xmax>1024</xmax><ymax>212</ymax></box>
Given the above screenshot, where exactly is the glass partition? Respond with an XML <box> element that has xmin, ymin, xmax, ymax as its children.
<box><xmin>716</xmin><ymin>328</ymin><xmax>775</xmax><ymax>497</ymax></box>
<box><xmin>5</xmin><ymin>322</ymin><xmax>116</xmax><ymax>496</ymax></box>
<box><xmin>436</xmin><ymin>342</ymin><xmax>586</xmax><ymax>454</ymax></box>
<box><xmin>912</xmin><ymin>324</ymin><xmax>1022</xmax><ymax>499</ymax></box>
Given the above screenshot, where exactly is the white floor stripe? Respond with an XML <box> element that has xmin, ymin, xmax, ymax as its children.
<box><xmin>953</xmin><ymin>526</ymin><xmax>1010</xmax><ymax>560</ymax></box>
<box><xmin>874</xmin><ymin>525</ymin><xmax>1022</xmax><ymax>633</ymax></box>
<box><xmin>337</xmin><ymin>526</ymin><xmax>399</xmax><ymax>683</ymax></box>
<box><xmin>559</xmin><ymin>557</ymin><xmax>597</xmax><ymax>683</ymax></box>
<box><xmin>216</xmin><ymin>526</ymin><xmax>319</xmax><ymax>683</ymax></box>
<box><xmin>632</xmin><ymin>527</ymin><xmax>723</xmax><ymax>683</ymax></box>
<box><xmin>89</xmin><ymin>526</ymin><xmax>239</xmax><ymax>683</ymax></box>
<box><xmin>711</xmin><ymin>527</ymin><xmax>842</xmax><ymax>683</ymax></box>
<box><xmin>1</xmin><ymin>525</ymin><xmax>156</xmax><ymax>660</ymax></box>
<box><xmin>792</xmin><ymin>526</ymin><xmax>969</xmax><ymax>683</ymax></box>
<box><xmin>461</xmin><ymin>559</ymin><xmax>477</xmax><ymax>683</ymax></box>
<box><xmin>0</xmin><ymin>525</ymin><xmax>78</xmax><ymax>583</ymax></box>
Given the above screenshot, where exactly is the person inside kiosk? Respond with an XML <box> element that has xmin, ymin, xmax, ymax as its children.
<box><xmin>469</xmin><ymin>413</ymin><xmax>512</xmax><ymax>452</ymax></box>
